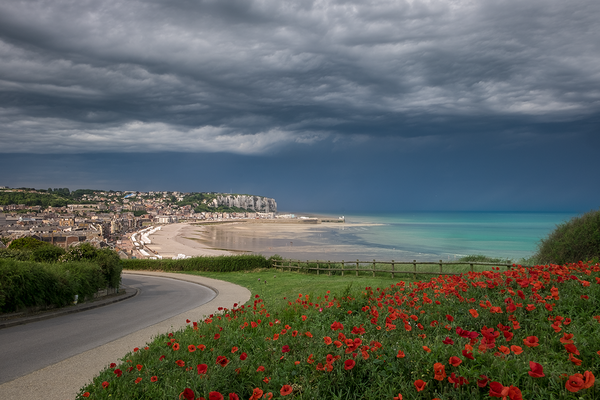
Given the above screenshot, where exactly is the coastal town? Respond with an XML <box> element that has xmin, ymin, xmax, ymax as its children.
<box><xmin>0</xmin><ymin>186</ymin><xmax>283</xmax><ymax>259</ymax></box>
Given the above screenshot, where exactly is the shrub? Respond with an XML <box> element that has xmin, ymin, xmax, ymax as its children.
<box><xmin>31</xmin><ymin>245</ymin><xmax>66</xmax><ymax>263</ymax></box>
<box><xmin>122</xmin><ymin>255</ymin><xmax>271</xmax><ymax>272</ymax></box>
<box><xmin>0</xmin><ymin>248</ymin><xmax>33</xmax><ymax>261</ymax></box>
<box><xmin>0</xmin><ymin>259</ymin><xmax>105</xmax><ymax>313</ymax></box>
<box><xmin>8</xmin><ymin>236</ymin><xmax>50</xmax><ymax>250</ymax></box>
<box><xmin>60</xmin><ymin>243</ymin><xmax>122</xmax><ymax>289</ymax></box>
<box><xmin>534</xmin><ymin>208</ymin><xmax>600</xmax><ymax>265</ymax></box>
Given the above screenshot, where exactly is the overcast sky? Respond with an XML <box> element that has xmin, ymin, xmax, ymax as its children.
<box><xmin>1</xmin><ymin>0</ymin><xmax>599</xmax><ymax>212</ymax></box>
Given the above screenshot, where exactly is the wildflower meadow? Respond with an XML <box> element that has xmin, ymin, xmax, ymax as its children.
<box><xmin>78</xmin><ymin>262</ymin><xmax>599</xmax><ymax>399</ymax></box>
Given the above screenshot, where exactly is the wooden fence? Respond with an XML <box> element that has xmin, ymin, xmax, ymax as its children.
<box><xmin>271</xmin><ymin>259</ymin><xmax>517</xmax><ymax>279</ymax></box>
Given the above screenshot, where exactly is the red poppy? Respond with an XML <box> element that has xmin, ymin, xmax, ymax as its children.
<box><xmin>566</xmin><ymin>374</ymin><xmax>585</xmax><ymax>392</ymax></box>
<box><xmin>280</xmin><ymin>385</ymin><xmax>293</xmax><ymax>396</ymax></box>
<box><xmin>449</xmin><ymin>356</ymin><xmax>462</xmax><ymax>367</ymax></box>
<box><xmin>176</xmin><ymin>360</ymin><xmax>185</xmax><ymax>367</ymax></box>
<box><xmin>102</xmin><ymin>381</ymin><xmax>109</xmax><ymax>389</ymax></box>
<box><xmin>569</xmin><ymin>353</ymin><xmax>582</xmax><ymax>365</ymax></box>
<box><xmin>564</xmin><ymin>344</ymin><xmax>580</xmax><ymax>355</ymax></box>
<box><xmin>228</xmin><ymin>394</ymin><xmax>239</xmax><ymax>400</ymax></box>
<box><xmin>216</xmin><ymin>356</ymin><xmax>229</xmax><ymax>367</ymax></box>
<box><xmin>239</xmin><ymin>352</ymin><xmax>248</xmax><ymax>361</ymax></box>
<box><xmin>469</xmin><ymin>309</ymin><xmax>479</xmax><ymax>318</ymax></box>
<box><xmin>134</xmin><ymin>377</ymin><xmax>142</xmax><ymax>384</ymax></box>
<box><xmin>151</xmin><ymin>376</ymin><xmax>158</xmax><ymax>382</ymax></box>
<box><xmin>197</xmin><ymin>364</ymin><xmax>208</xmax><ymax>375</ymax></box>
<box><xmin>249</xmin><ymin>388</ymin><xmax>263</xmax><ymax>400</ymax></box>
<box><xmin>393</xmin><ymin>394</ymin><xmax>402</xmax><ymax>400</ymax></box>
<box><xmin>282</xmin><ymin>345</ymin><xmax>290</xmax><ymax>353</ymax></box>
<box><xmin>82</xmin><ymin>393</ymin><xmax>90</xmax><ymax>397</ymax></box>
<box><xmin>414</xmin><ymin>379</ymin><xmax>427</xmax><ymax>392</ymax></box>
<box><xmin>256</xmin><ymin>366</ymin><xmax>265</xmax><ymax>372</ymax></box>
<box><xmin>397</xmin><ymin>350</ymin><xmax>405</xmax><ymax>358</ymax></box>
<box><xmin>214</xmin><ymin>333</ymin><xmax>220</xmax><ymax>340</ymax></box>
<box><xmin>230</xmin><ymin>346</ymin><xmax>238</xmax><ymax>353</ymax></box>
<box><xmin>477</xmin><ymin>375</ymin><xmax>489</xmax><ymax>388</ymax></box>
<box><xmin>433</xmin><ymin>362</ymin><xmax>446</xmax><ymax>381</ymax></box>
<box><xmin>583</xmin><ymin>371</ymin><xmax>595</xmax><ymax>389</ymax></box>
<box><xmin>510</xmin><ymin>345</ymin><xmax>523</xmax><ymax>355</ymax></box>
<box><xmin>462</xmin><ymin>349</ymin><xmax>474</xmax><ymax>360</ymax></box>
<box><xmin>114</xmin><ymin>369</ymin><xmax>122</xmax><ymax>377</ymax></box>
<box><xmin>136</xmin><ymin>364</ymin><xmax>143</xmax><ymax>371</ymax></box>
<box><xmin>523</xmin><ymin>336</ymin><xmax>539</xmax><ymax>347</ymax></box>
<box><xmin>560</xmin><ymin>333</ymin><xmax>574</xmax><ymax>344</ymax></box>
<box><xmin>528</xmin><ymin>361</ymin><xmax>545</xmax><ymax>378</ymax></box>
<box><xmin>489</xmin><ymin>381</ymin><xmax>509</xmax><ymax>398</ymax></box>
<box><xmin>202</xmin><ymin>387</ymin><xmax>222</xmax><ymax>399</ymax></box>
<box><xmin>508</xmin><ymin>386</ymin><xmax>523</xmax><ymax>400</ymax></box>
<box><xmin>422</xmin><ymin>346</ymin><xmax>431</xmax><ymax>353</ymax></box>
<box><xmin>188</xmin><ymin>345</ymin><xmax>196</xmax><ymax>352</ymax></box>
<box><xmin>442</xmin><ymin>337</ymin><xmax>454</xmax><ymax>345</ymax></box>
<box><xmin>109</xmin><ymin>363</ymin><xmax>116</xmax><ymax>368</ymax></box>
<box><xmin>198</xmin><ymin>344</ymin><xmax>206</xmax><ymax>351</ymax></box>
<box><xmin>181</xmin><ymin>388</ymin><xmax>195</xmax><ymax>400</ymax></box>
<box><xmin>344</xmin><ymin>359</ymin><xmax>356</xmax><ymax>370</ymax></box>
<box><xmin>324</xmin><ymin>336</ymin><xmax>332</xmax><ymax>345</ymax></box>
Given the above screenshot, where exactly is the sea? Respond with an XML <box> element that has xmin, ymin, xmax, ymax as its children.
<box><xmin>257</xmin><ymin>211</ymin><xmax>581</xmax><ymax>262</ymax></box>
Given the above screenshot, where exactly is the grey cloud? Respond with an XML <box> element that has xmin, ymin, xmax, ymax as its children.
<box><xmin>0</xmin><ymin>0</ymin><xmax>599</xmax><ymax>153</ymax></box>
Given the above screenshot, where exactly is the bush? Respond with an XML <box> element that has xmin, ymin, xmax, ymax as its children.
<box><xmin>60</xmin><ymin>243</ymin><xmax>123</xmax><ymax>289</ymax></box>
<box><xmin>8</xmin><ymin>236</ymin><xmax>50</xmax><ymax>250</ymax></box>
<box><xmin>122</xmin><ymin>255</ymin><xmax>271</xmax><ymax>272</ymax></box>
<box><xmin>0</xmin><ymin>259</ymin><xmax>105</xmax><ymax>313</ymax></box>
<box><xmin>534</xmin><ymin>208</ymin><xmax>600</xmax><ymax>265</ymax></box>
<box><xmin>31</xmin><ymin>245</ymin><xmax>66</xmax><ymax>263</ymax></box>
<box><xmin>0</xmin><ymin>248</ymin><xmax>33</xmax><ymax>261</ymax></box>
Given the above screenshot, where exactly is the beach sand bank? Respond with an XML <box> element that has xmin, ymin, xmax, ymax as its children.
<box><xmin>147</xmin><ymin>220</ymin><xmax>385</xmax><ymax>261</ymax></box>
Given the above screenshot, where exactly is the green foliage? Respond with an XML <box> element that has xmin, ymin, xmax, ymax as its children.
<box><xmin>0</xmin><ymin>191</ymin><xmax>70</xmax><ymax>208</ymax></box>
<box><xmin>31</xmin><ymin>245</ymin><xmax>66</xmax><ymax>263</ymax></box>
<box><xmin>0</xmin><ymin>259</ymin><xmax>105</xmax><ymax>313</ymax></box>
<box><xmin>8</xmin><ymin>236</ymin><xmax>50</xmax><ymax>250</ymax></box>
<box><xmin>0</xmin><ymin>248</ymin><xmax>33</xmax><ymax>261</ymax></box>
<box><xmin>534</xmin><ymin>208</ymin><xmax>600</xmax><ymax>265</ymax></box>
<box><xmin>458</xmin><ymin>254</ymin><xmax>513</xmax><ymax>263</ymax></box>
<box><xmin>122</xmin><ymin>255</ymin><xmax>271</xmax><ymax>273</ymax></box>
<box><xmin>60</xmin><ymin>243</ymin><xmax>123</xmax><ymax>288</ymax></box>
<box><xmin>133</xmin><ymin>210</ymin><xmax>147</xmax><ymax>217</ymax></box>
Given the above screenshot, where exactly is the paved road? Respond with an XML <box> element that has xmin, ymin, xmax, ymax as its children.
<box><xmin>0</xmin><ymin>274</ymin><xmax>216</xmax><ymax>385</ymax></box>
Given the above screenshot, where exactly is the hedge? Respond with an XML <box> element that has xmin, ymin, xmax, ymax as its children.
<box><xmin>122</xmin><ymin>255</ymin><xmax>272</xmax><ymax>272</ymax></box>
<box><xmin>0</xmin><ymin>259</ymin><xmax>106</xmax><ymax>313</ymax></box>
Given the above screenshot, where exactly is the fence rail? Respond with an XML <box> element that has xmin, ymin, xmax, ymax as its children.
<box><xmin>271</xmin><ymin>259</ymin><xmax>517</xmax><ymax>279</ymax></box>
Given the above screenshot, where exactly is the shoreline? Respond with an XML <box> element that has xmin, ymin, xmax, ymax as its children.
<box><xmin>145</xmin><ymin>220</ymin><xmax>393</xmax><ymax>261</ymax></box>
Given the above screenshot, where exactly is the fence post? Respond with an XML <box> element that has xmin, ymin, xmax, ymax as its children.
<box><xmin>413</xmin><ymin>260</ymin><xmax>417</xmax><ymax>280</ymax></box>
<box><xmin>372</xmin><ymin>259</ymin><xmax>376</xmax><ymax>277</ymax></box>
<box><xmin>316</xmin><ymin>260</ymin><xmax>319</xmax><ymax>276</ymax></box>
<box><xmin>356</xmin><ymin>259</ymin><xmax>359</xmax><ymax>277</ymax></box>
<box><xmin>470</xmin><ymin>263</ymin><xmax>473</xmax><ymax>272</ymax></box>
<box><xmin>307</xmin><ymin>260</ymin><xmax>309</xmax><ymax>274</ymax></box>
<box><xmin>341</xmin><ymin>260</ymin><xmax>345</xmax><ymax>276</ymax></box>
<box><xmin>328</xmin><ymin>260</ymin><xmax>331</xmax><ymax>276</ymax></box>
<box><xmin>439</xmin><ymin>260</ymin><xmax>443</xmax><ymax>275</ymax></box>
<box><xmin>391</xmin><ymin>260</ymin><xmax>395</xmax><ymax>279</ymax></box>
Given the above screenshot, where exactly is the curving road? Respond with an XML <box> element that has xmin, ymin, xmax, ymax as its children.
<box><xmin>0</xmin><ymin>274</ymin><xmax>216</xmax><ymax>385</ymax></box>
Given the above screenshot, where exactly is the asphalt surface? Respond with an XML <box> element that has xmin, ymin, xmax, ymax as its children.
<box><xmin>0</xmin><ymin>274</ymin><xmax>216</xmax><ymax>385</ymax></box>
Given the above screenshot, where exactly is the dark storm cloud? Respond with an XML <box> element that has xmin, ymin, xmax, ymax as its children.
<box><xmin>0</xmin><ymin>0</ymin><xmax>599</xmax><ymax>153</ymax></box>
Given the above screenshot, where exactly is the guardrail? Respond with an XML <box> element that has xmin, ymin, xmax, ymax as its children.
<box><xmin>271</xmin><ymin>259</ymin><xmax>518</xmax><ymax>279</ymax></box>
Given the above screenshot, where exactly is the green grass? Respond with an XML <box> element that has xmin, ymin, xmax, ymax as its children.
<box><xmin>177</xmin><ymin>269</ymin><xmax>409</xmax><ymax>307</ymax></box>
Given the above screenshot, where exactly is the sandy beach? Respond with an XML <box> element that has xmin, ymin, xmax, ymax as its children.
<box><xmin>145</xmin><ymin>223</ymin><xmax>235</xmax><ymax>258</ymax></box>
<box><xmin>146</xmin><ymin>220</ymin><xmax>382</xmax><ymax>261</ymax></box>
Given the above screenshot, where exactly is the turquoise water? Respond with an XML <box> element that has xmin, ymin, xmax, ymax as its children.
<box><xmin>289</xmin><ymin>211</ymin><xmax>581</xmax><ymax>262</ymax></box>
